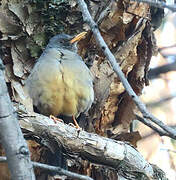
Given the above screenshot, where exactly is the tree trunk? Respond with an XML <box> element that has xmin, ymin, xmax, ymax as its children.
<box><xmin>0</xmin><ymin>0</ymin><xmax>159</xmax><ymax>179</ymax></box>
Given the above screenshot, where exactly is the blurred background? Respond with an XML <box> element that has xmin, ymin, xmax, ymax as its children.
<box><xmin>137</xmin><ymin>11</ymin><xmax>176</xmax><ymax>179</ymax></box>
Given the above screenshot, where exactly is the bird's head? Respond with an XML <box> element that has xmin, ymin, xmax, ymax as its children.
<box><xmin>47</xmin><ymin>32</ymin><xmax>87</xmax><ymax>52</ymax></box>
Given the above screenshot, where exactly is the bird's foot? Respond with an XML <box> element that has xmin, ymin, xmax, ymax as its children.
<box><xmin>72</xmin><ymin>116</ymin><xmax>82</xmax><ymax>130</ymax></box>
<box><xmin>50</xmin><ymin>115</ymin><xmax>63</xmax><ymax>124</ymax></box>
<box><xmin>68</xmin><ymin>122</ymin><xmax>82</xmax><ymax>131</ymax></box>
<box><xmin>68</xmin><ymin>123</ymin><xmax>76</xmax><ymax>128</ymax></box>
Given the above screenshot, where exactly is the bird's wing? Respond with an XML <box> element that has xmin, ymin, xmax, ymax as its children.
<box><xmin>25</xmin><ymin>48</ymin><xmax>65</xmax><ymax>116</ymax></box>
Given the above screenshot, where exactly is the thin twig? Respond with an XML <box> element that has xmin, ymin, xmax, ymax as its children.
<box><xmin>135</xmin><ymin>114</ymin><xmax>170</xmax><ymax>137</ymax></box>
<box><xmin>0</xmin><ymin>156</ymin><xmax>93</xmax><ymax>180</ymax></box>
<box><xmin>146</xmin><ymin>94</ymin><xmax>176</xmax><ymax>107</ymax></box>
<box><xmin>160</xmin><ymin>148</ymin><xmax>176</xmax><ymax>153</ymax></box>
<box><xmin>148</xmin><ymin>62</ymin><xmax>176</xmax><ymax>79</ymax></box>
<box><xmin>142</xmin><ymin>125</ymin><xmax>176</xmax><ymax>139</ymax></box>
<box><xmin>159</xmin><ymin>44</ymin><xmax>176</xmax><ymax>51</ymax></box>
<box><xmin>131</xmin><ymin>0</ymin><xmax>176</xmax><ymax>12</ymax></box>
<box><xmin>77</xmin><ymin>0</ymin><xmax>176</xmax><ymax>139</ymax></box>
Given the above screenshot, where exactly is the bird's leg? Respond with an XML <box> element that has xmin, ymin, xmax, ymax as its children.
<box><xmin>50</xmin><ymin>115</ymin><xmax>63</xmax><ymax>124</ymax></box>
<box><xmin>70</xmin><ymin>115</ymin><xmax>80</xmax><ymax>129</ymax></box>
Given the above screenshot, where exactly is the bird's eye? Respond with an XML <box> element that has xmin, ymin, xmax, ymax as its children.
<box><xmin>60</xmin><ymin>39</ymin><xmax>65</xmax><ymax>43</ymax></box>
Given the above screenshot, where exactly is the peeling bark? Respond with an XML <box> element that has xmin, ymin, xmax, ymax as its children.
<box><xmin>18</xmin><ymin>108</ymin><xmax>154</xmax><ymax>179</ymax></box>
<box><xmin>0</xmin><ymin>0</ymin><xmax>159</xmax><ymax>179</ymax></box>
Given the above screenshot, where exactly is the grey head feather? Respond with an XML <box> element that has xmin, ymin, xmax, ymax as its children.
<box><xmin>46</xmin><ymin>34</ymin><xmax>78</xmax><ymax>52</ymax></box>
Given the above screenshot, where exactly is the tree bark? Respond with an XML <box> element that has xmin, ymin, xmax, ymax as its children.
<box><xmin>0</xmin><ymin>0</ymin><xmax>162</xmax><ymax>179</ymax></box>
<box><xmin>18</xmin><ymin>108</ymin><xmax>154</xmax><ymax>179</ymax></box>
<box><xmin>0</xmin><ymin>59</ymin><xmax>35</xmax><ymax>180</ymax></box>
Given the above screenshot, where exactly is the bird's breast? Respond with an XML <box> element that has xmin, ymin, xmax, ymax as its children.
<box><xmin>26</xmin><ymin>58</ymin><xmax>94</xmax><ymax>118</ymax></box>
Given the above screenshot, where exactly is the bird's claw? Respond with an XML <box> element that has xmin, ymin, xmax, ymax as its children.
<box><xmin>68</xmin><ymin>123</ymin><xmax>82</xmax><ymax>131</ymax></box>
<box><xmin>50</xmin><ymin>115</ymin><xmax>64</xmax><ymax>124</ymax></box>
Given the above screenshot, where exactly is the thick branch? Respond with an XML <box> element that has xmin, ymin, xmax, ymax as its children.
<box><xmin>0</xmin><ymin>156</ymin><xmax>93</xmax><ymax>180</ymax></box>
<box><xmin>0</xmin><ymin>59</ymin><xmax>35</xmax><ymax>179</ymax></box>
<box><xmin>18</xmin><ymin>110</ymin><xmax>154</xmax><ymax>179</ymax></box>
<box><xmin>77</xmin><ymin>0</ymin><xmax>176</xmax><ymax>138</ymax></box>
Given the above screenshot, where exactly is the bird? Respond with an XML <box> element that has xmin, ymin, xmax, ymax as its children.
<box><xmin>25</xmin><ymin>32</ymin><xmax>94</xmax><ymax>128</ymax></box>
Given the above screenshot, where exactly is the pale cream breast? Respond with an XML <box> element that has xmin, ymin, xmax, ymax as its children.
<box><xmin>25</xmin><ymin>47</ymin><xmax>94</xmax><ymax>118</ymax></box>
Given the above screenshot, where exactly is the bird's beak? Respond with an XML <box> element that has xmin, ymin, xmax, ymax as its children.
<box><xmin>70</xmin><ymin>32</ymin><xmax>87</xmax><ymax>44</ymax></box>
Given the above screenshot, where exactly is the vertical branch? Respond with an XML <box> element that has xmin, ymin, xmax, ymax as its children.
<box><xmin>0</xmin><ymin>59</ymin><xmax>35</xmax><ymax>180</ymax></box>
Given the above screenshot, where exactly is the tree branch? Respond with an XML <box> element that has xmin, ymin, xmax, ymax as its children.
<box><xmin>0</xmin><ymin>156</ymin><xmax>93</xmax><ymax>180</ymax></box>
<box><xmin>146</xmin><ymin>94</ymin><xmax>176</xmax><ymax>107</ymax></box>
<box><xmin>148</xmin><ymin>62</ymin><xmax>176</xmax><ymax>79</ymax></box>
<box><xmin>0</xmin><ymin>59</ymin><xmax>35</xmax><ymax>179</ymax></box>
<box><xmin>77</xmin><ymin>0</ymin><xmax>176</xmax><ymax>139</ymax></box>
<box><xmin>142</xmin><ymin>125</ymin><xmax>176</xmax><ymax>140</ymax></box>
<box><xmin>159</xmin><ymin>44</ymin><xmax>176</xmax><ymax>51</ymax></box>
<box><xmin>131</xmin><ymin>0</ymin><xmax>176</xmax><ymax>12</ymax></box>
<box><xmin>17</xmin><ymin>109</ymin><xmax>154</xmax><ymax>179</ymax></box>
<box><xmin>135</xmin><ymin>114</ymin><xmax>171</xmax><ymax>137</ymax></box>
